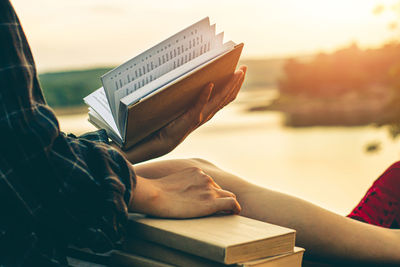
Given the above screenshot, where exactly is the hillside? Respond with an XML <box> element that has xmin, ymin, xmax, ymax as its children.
<box><xmin>39</xmin><ymin>67</ymin><xmax>113</xmax><ymax>107</ymax></box>
<box><xmin>38</xmin><ymin>58</ymin><xmax>285</xmax><ymax>108</ymax></box>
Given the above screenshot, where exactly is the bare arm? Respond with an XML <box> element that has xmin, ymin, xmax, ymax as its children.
<box><xmin>134</xmin><ymin>158</ymin><xmax>400</xmax><ymax>266</ymax></box>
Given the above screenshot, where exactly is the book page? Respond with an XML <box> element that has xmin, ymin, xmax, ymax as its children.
<box><xmin>83</xmin><ymin>87</ymin><xmax>121</xmax><ymax>139</ymax></box>
<box><xmin>120</xmin><ymin>41</ymin><xmax>235</xmax><ymax>107</ymax></box>
<box><xmin>101</xmin><ymin>17</ymin><xmax>212</xmax><ymax>121</ymax></box>
<box><xmin>113</xmin><ymin>31</ymin><xmax>225</xmax><ymax>112</ymax></box>
<box><xmin>88</xmin><ymin>109</ymin><xmax>122</xmax><ymax>144</ymax></box>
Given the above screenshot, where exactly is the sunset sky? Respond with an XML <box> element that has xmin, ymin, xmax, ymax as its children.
<box><xmin>11</xmin><ymin>0</ymin><xmax>400</xmax><ymax>72</ymax></box>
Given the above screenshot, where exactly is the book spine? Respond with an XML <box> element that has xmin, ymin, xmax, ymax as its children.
<box><xmin>123</xmin><ymin>237</ymin><xmax>227</xmax><ymax>267</ymax></box>
<box><xmin>111</xmin><ymin>251</ymin><xmax>174</xmax><ymax>267</ymax></box>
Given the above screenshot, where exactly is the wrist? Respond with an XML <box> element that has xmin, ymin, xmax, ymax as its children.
<box><xmin>129</xmin><ymin>175</ymin><xmax>160</xmax><ymax>214</ymax></box>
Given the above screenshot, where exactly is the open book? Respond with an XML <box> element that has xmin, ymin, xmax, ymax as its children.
<box><xmin>84</xmin><ymin>17</ymin><xmax>243</xmax><ymax>150</ymax></box>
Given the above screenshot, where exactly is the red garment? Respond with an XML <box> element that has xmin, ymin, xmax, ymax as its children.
<box><xmin>347</xmin><ymin>161</ymin><xmax>400</xmax><ymax>228</ymax></box>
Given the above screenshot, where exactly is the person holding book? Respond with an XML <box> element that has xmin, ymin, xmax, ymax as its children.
<box><xmin>1</xmin><ymin>1</ymin><xmax>400</xmax><ymax>266</ymax></box>
<box><xmin>0</xmin><ymin>1</ymin><xmax>243</xmax><ymax>266</ymax></box>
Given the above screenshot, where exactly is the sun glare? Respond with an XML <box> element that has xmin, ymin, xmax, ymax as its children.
<box><xmin>10</xmin><ymin>0</ymin><xmax>400</xmax><ymax>71</ymax></box>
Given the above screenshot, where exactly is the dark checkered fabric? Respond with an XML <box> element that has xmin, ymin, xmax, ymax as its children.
<box><xmin>0</xmin><ymin>1</ymin><xmax>136</xmax><ymax>266</ymax></box>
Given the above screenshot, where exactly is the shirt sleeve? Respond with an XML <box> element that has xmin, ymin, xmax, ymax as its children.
<box><xmin>48</xmin><ymin>131</ymin><xmax>135</xmax><ymax>252</ymax></box>
<box><xmin>0</xmin><ymin>0</ymin><xmax>136</xmax><ymax>264</ymax></box>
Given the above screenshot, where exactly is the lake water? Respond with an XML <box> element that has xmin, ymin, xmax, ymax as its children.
<box><xmin>58</xmin><ymin>90</ymin><xmax>400</xmax><ymax>216</ymax></box>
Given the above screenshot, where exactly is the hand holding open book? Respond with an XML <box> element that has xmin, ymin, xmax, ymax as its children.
<box><xmin>84</xmin><ymin>17</ymin><xmax>245</xmax><ymax>160</ymax></box>
<box><xmin>123</xmin><ymin>66</ymin><xmax>246</xmax><ymax>163</ymax></box>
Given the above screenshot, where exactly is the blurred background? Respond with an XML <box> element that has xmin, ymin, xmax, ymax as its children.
<box><xmin>12</xmin><ymin>0</ymin><xmax>400</xmax><ymax>215</ymax></box>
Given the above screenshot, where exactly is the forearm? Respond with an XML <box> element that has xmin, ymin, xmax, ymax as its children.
<box><xmin>135</xmin><ymin>159</ymin><xmax>400</xmax><ymax>265</ymax></box>
<box><xmin>234</xmin><ymin>185</ymin><xmax>400</xmax><ymax>265</ymax></box>
<box><xmin>193</xmin><ymin>162</ymin><xmax>400</xmax><ymax>265</ymax></box>
<box><xmin>199</xmin><ymin>168</ymin><xmax>400</xmax><ymax>265</ymax></box>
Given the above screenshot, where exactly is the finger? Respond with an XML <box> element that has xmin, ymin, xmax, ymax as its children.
<box><xmin>221</xmin><ymin>67</ymin><xmax>247</xmax><ymax>106</ymax></box>
<box><xmin>139</xmin><ymin>83</ymin><xmax>212</xmax><ymax>157</ymax></box>
<box><xmin>127</xmin><ymin>85</ymin><xmax>212</xmax><ymax>161</ymax></box>
<box><xmin>200</xmin><ymin>66</ymin><xmax>247</xmax><ymax>124</ymax></box>
<box><xmin>213</xmin><ymin>197</ymin><xmax>241</xmax><ymax>215</ymax></box>
<box><xmin>228</xmin><ymin>66</ymin><xmax>247</xmax><ymax>97</ymax></box>
<box><xmin>198</xmin><ymin>83</ymin><xmax>214</xmax><ymax>112</ymax></box>
<box><xmin>223</xmin><ymin>69</ymin><xmax>244</xmax><ymax>100</ymax></box>
<box><xmin>215</xmin><ymin>69</ymin><xmax>244</xmax><ymax>106</ymax></box>
<box><xmin>219</xmin><ymin>70</ymin><xmax>245</xmax><ymax>108</ymax></box>
<box><xmin>196</xmin><ymin>83</ymin><xmax>214</xmax><ymax>126</ymax></box>
<box><xmin>201</xmin><ymin>72</ymin><xmax>243</xmax><ymax>122</ymax></box>
<box><xmin>191</xmin><ymin>168</ymin><xmax>221</xmax><ymax>189</ymax></box>
<box><xmin>209</xmin><ymin>178</ymin><xmax>221</xmax><ymax>189</ymax></box>
<box><xmin>238</xmin><ymin>65</ymin><xmax>248</xmax><ymax>75</ymax></box>
<box><xmin>214</xmin><ymin>188</ymin><xmax>236</xmax><ymax>198</ymax></box>
<box><xmin>203</xmin><ymin>71</ymin><xmax>244</xmax><ymax>123</ymax></box>
<box><xmin>162</xmin><ymin>83</ymin><xmax>212</xmax><ymax>138</ymax></box>
<box><xmin>202</xmin><ymin>172</ymin><xmax>222</xmax><ymax>189</ymax></box>
<box><xmin>177</xmin><ymin>83</ymin><xmax>213</xmax><ymax>133</ymax></box>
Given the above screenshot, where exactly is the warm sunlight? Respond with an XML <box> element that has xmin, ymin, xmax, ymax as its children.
<box><xmin>11</xmin><ymin>0</ymin><xmax>399</xmax><ymax>71</ymax></box>
<box><xmin>4</xmin><ymin>0</ymin><xmax>400</xmax><ymax>265</ymax></box>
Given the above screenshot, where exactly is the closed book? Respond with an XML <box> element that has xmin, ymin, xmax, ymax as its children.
<box><xmin>241</xmin><ymin>247</ymin><xmax>304</xmax><ymax>267</ymax></box>
<box><xmin>111</xmin><ymin>252</ymin><xmax>174</xmax><ymax>267</ymax></box>
<box><xmin>116</xmin><ymin>237</ymin><xmax>304</xmax><ymax>267</ymax></box>
<box><xmin>127</xmin><ymin>214</ymin><xmax>296</xmax><ymax>265</ymax></box>
<box><xmin>122</xmin><ymin>237</ymin><xmax>224</xmax><ymax>267</ymax></box>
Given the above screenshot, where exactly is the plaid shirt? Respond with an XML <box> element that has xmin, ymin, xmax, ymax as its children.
<box><xmin>0</xmin><ymin>1</ymin><xmax>136</xmax><ymax>266</ymax></box>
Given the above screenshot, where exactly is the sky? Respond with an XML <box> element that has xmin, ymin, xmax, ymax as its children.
<box><xmin>11</xmin><ymin>0</ymin><xmax>400</xmax><ymax>72</ymax></box>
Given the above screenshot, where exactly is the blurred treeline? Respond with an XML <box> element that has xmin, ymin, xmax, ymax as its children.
<box><xmin>39</xmin><ymin>42</ymin><xmax>400</xmax><ymax>136</ymax></box>
<box><xmin>280</xmin><ymin>42</ymin><xmax>400</xmax><ymax>98</ymax></box>
<box><xmin>271</xmin><ymin>1</ymin><xmax>400</xmax><ymax>133</ymax></box>
<box><xmin>38</xmin><ymin>59</ymin><xmax>281</xmax><ymax>108</ymax></box>
<box><xmin>272</xmin><ymin>42</ymin><xmax>400</xmax><ymax>129</ymax></box>
<box><xmin>39</xmin><ymin>67</ymin><xmax>112</xmax><ymax>107</ymax></box>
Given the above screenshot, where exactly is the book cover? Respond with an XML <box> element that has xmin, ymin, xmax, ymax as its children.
<box><xmin>121</xmin><ymin>43</ymin><xmax>243</xmax><ymax>149</ymax></box>
<box><xmin>126</xmin><ymin>214</ymin><xmax>296</xmax><ymax>265</ymax></box>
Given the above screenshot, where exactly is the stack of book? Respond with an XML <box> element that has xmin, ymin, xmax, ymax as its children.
<box><xmin>111</xmin><ymin>214</ymin><xmax>304</xmax><ymax>267</ymax></box>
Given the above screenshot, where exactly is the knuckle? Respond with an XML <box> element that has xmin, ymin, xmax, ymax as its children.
<box><xmin>228</xmin><ymin>198</ymin><xmax>237</xmax><ymax>208</ymax></box>
<box><xmin>187</xmin><ymin>166</ymin><xmax>203</xmax><ymax>174</ymax></box>
<box><xmin>187</xmin><ymin>167</ymin><xmax>211</xmax><ymax>184</ymax></box>
<box><xmin>200</xmin><ymin>174</ymin><xmax>213</xmax><ymax>184</ymax></box>
<box><xmin>189</xmin><ymin>167</ymin><xmax>210</xmax><ymax>181</ymax></box>
<box><xmin>222</xmin><ymin>190</ymin><xmax>235</xmax><ymax>198</ymax></box>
